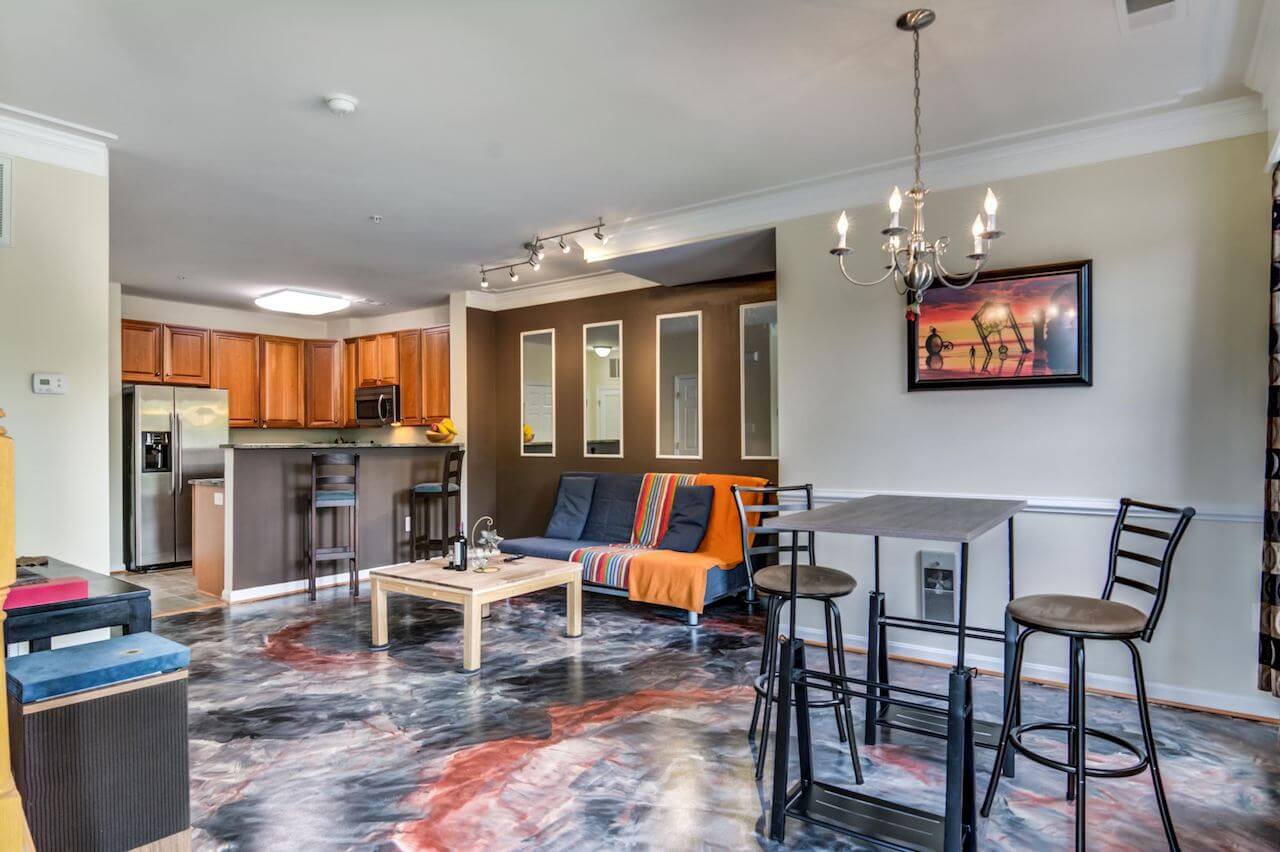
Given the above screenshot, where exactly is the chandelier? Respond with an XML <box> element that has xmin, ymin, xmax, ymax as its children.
<box><xmin>830</xmin><ymin>9</ymin><xmax>1003</xmax><ymax>313</ymax></box>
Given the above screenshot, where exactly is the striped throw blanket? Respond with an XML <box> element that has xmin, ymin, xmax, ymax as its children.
<box><xmin>570</xmin><ymin>544</ymin><xmax>651</xmax><ymax>589</ymax></box>
<box><xmin>631</xmin><ymin>473</ymin><xmax>698</xmax><ymax>546</ymax></box>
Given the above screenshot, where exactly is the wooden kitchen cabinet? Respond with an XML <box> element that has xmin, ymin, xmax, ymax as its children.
<box><xmin>305</xmin><ymin>340</ymin><xmax>344</xmax><ymax>428</ymax></box>
<box><xmin>162</xmin><ymin>324</ymin><xmax>211</xmax><ymax>386</ymax></box>
<box><xmin>343</xmin><ymin>338</ymin><xmax>358</xmax><ymax>427</ymax></box>
<box><xmin>356</xmin><ymin>333</ymin><xmax>398</xmax><ymax>387</ymax></box>
<box><xmin>396</xmin><ymin>330</ymin><xmax>424</xmax><ymax>425</ymax></box>
<box><xmin>422</xmin><ymin>326</ymin><xmax>450</xmax><ymax>419</ymax></box>
<box><xmin>211</xmin><ymin>330</ymin><xmax>261</xmax><ymax>428</ymax></box>
<box><xmin>121</xmin><ymin>320</ymin><xmax>163</xmax><ymax>383</ymax></box>
<box><xmin>259</xmin><ymin>336</ymin><xmax>306</xmax><ymax>428</ymax></box>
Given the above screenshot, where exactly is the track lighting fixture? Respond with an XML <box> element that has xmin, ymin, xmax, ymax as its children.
<box><xmin>477</xmin><ymin>217</ymin><xmax>609</xmax><ymax>290</ymax></box>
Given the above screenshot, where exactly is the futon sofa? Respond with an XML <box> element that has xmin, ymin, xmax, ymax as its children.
<box><xmin>500</xmin><ymin>471</ymin><xmax>768</xmax><ymax>624</ymax></box>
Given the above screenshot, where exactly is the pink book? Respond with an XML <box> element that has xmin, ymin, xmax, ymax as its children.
<box><xmin>6</xmin><ymin>578</ymin><xmax>90</xmax><ymax>609</ymax></box>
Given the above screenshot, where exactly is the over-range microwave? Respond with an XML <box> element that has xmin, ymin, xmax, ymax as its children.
<box><xmin>354</xmin><ymin>384</ymin><xmax>400</xmax><ymax>426</ymax></box>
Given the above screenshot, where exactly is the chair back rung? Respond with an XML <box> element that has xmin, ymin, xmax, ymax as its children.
<box><xmin>1121</xmin><ymin>523</ymin><xmax>1170</xmax><ymax>540</ymax></box>
<box><xmin>1113</xmin><ymin>575</ymin><xmax>1160</xmax><ymax>596</ymax></box>
<box><xmin>1117</xmin><ymin>548</ymin><xmax>1163</xmax><ymax>568</ymax></box>
<box><xmin>316</xmin><ymin>474</ymin><xmax>356</xmax><ymax>485</ymax></box>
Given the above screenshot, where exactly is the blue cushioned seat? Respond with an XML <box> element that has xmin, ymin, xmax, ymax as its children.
<box><xmin>412</xmin><ymin>482</ymin><xmax>460</xmax><ymax>494</ymax></box>
<box><xmin>7</xmin><ymin>632</ymin><xmax>190</xmax><ymax>704</ymax></box>
<box><xmin>500</xmin><ymin>537</ymin><xmax>614</xmax><ymax>562</ymax></box>
<box><xmin>314</xmin><ymin>490</ymin><xmax>356</xmax><ymax>507</ymax></box>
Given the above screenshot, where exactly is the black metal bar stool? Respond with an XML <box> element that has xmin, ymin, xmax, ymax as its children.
<box><xmin>982</xmin><ymin>498</ymin><xmax>1195</xmax><ymax>851</ymax></box>
<box><xmin>411</xmin><ymin>447</ymin><xmax>464</xmax><ymax>560</ymax></box>
<box><xmin>733</xmin><ymin>483</ymin><xmax>863</xmax><ymax>783</ymax></box>
<box><xmin>306</xmin><ymin>452</ymin><xmax>359</xmax><ymax>601</ymax></box>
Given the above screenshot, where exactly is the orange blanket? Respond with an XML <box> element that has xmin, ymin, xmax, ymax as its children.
<box><xmin>626</xmin><ymin>473</ymin><xmax>769</xmax><ymax>613</ymax></box>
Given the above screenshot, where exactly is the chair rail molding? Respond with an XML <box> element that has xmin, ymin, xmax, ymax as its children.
<box><xmin>782</xmin><ymin>487</ymin><xmax>1259</xmax><ymax>525</ymax></box>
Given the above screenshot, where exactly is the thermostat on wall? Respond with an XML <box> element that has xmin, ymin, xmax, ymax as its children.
<box><xmin>31</xmin><ymin>373</ymin><xmax>66</xmax><ymax>395</ymax></box>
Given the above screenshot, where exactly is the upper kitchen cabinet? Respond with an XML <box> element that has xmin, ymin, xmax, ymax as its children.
<box><xmin>422</xmin><ymin>326</ymin><xmax>450</xmax><ymax>419</ymax></box>
<box><xmin>305</xmin><ymin>340</ymin><xmax>344</xmax><ymax>428</ymax></box>
<box><xmin>162</xmin><ymin>325</ymin><xmax>211</xmax><ymax>386</ymax></box>
<box><xmin>356</xmin><ymin>333</ymin><xmax>398</xmax><ymax>387</ymax></box>
<box><xmin>259</xmin><ymin>336</ymin><xmax>306</xmax><ymax>428</ymax></box>
<box><xmin>121</xmin><ymin>320</ymin><xmax>163</xmax><ymax>383</ymax></box>
<box><xmin>211</xmin><ymin>330</ymin><xmax>261</xmax><ymax>428</ymax></box>
<box><xmin>397</xmin><ymin>329</ymin><xmax>425</xmax><ymax>425</ymax></box>
<box><xmin>343</xmin><ymin>338</ymin><xmax>358</xmax><ymax>427</ymax></box>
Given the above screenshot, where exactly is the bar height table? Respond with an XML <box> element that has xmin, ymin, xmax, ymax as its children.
<box><xmin>764</xmin><ymin>494</ymin><xmax>1024</xmax><ymax>852</ymax></box>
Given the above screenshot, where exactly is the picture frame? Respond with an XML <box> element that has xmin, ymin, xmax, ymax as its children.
<box><xmin>906</xmin><ymin>259</ymin><xmax>1092</xmax><ymax>391</ymax></box>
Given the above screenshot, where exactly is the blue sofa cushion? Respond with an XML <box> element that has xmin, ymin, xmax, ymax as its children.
<box><xmin>545</xmin><ymin>475</ymin><xmax>596</xmax><ymax>540</ymax></box>
<box><xmin>7</xmin><ymin>632</ymin><xmax>190</xmax><ymax>704</ymax></box>
<box><xmin>659</xmin><ymin>485</ymin><xmax>714</xmax><ymax>552</ymax></box>
<box><xmin>579</xmin><ymin>472</ymin><xmax>644</xmax><ymax>543</ymax></box>
<box><xmin>500</xmin><ymin>537</ymin><xmax>614</xmax><ymax>562</ymax></box>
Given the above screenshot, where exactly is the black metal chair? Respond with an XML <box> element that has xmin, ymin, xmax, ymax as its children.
<box><xmin>981</xmin><ymin>498</ymin><xmax>1195</xmax><ymax>851</ymax></box>
<box><xmin>410</xmin><ymin>447</ymin><xmax>464</xmax><ymax>560</ymax></box>
<box><xmin>732</xmin><ymin>483</ymin><xmax>863</xmax><ymax>783</ymax></box>
<box><xmin>306</xmin><ymin>452</ymin><xmax>359</xmax><ymax>601</ymax></box>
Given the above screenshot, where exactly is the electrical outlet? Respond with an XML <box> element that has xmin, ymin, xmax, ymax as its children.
<box><xmin>404</xmin><ymin>515</ymin><xmax>411</xmax><ymax>533</ymax></box>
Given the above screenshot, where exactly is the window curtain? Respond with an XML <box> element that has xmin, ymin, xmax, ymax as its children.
<box><xmin>1264</xmin><ymin>164</ymin><xmax>1280</xmax><ymax>697</ymax></box>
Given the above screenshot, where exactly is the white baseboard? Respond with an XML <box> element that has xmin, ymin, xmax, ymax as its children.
<box><xmin>224</xmin><ymin>568</ymin><xmax>375</xmax><ymax>604</ymax></box>
<box><xmin>791</xmin><ymin>626</ymin><xmax>1279</xmax><ymax>722</ymax></box>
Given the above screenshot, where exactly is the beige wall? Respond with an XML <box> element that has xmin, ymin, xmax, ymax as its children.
<box><xmin>0</xmin><ymin>156</ymin><xmax>110</xmax><ymax>572</ymax></box>
<box><xmin>776</xmin><ymin>133</ymin><xmax>1274</xmax><ymax>717</ymax></box>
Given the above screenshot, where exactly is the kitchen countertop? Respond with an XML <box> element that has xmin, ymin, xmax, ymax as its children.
<box><xmin>222</xmin><ymin>442</ymin><xmax>463</xmax><ymax>450</ymax></box>
<box><xmin>188</xmin><ymin>478</ymin><xmax>225</xmax><ymax>486</ymax></box>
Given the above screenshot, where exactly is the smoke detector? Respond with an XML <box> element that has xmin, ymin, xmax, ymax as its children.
<box><xmin>324</xmin><ymin>94</ymin><xmax>359</xmax><ymax>116</ymax></box>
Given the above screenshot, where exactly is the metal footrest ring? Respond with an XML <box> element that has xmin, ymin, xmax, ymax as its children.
<box><xmin>754</xmin><ymin>672</ymin><xmax>846</xmax><ymax>710</ymax></box>
<box><xmin>1008</xmin><ymin>721</ymin><xmax>1150</xmax><ymax>779</ymax></box>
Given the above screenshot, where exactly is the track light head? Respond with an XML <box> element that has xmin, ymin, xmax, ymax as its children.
<box><xmin>480</xmin><ymin>271</ymin><xmax>489</xmax><ymax>289</ymax></box>
<box><xmin>559</xmin><ymin>236</ymin><xmax>570</xmax><ymax>253</ymax></box>
<box><xmin>529</xmin><ymin>254</ymin><xmax>541</xmax><ymax>271</ymax></box>
<box><xmin>509</xmin><ymin>267</ymin><xmax>519</xmax><ymax>282</ymax></box>
<box><xmin>535</xmin><ymin>243</ymin><xmax>546</xmax><ymax>260</ymax></box>
<box><xmin>594</xmin><ymin>227</ymin><xmax>609</xmax><ymax>244</ymax></box>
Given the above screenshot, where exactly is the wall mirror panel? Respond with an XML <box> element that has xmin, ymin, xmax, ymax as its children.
<box><xmin>656</xmin><ymin>311</ymin><xmax>702</xmax><ymax>458</ymax></box>
<box><xmin>520</xmin><ymin>329</ymin><xmax>555</xmax><ymax>456</ymax></box>
<box><xmin>583</xmin><ymin>321</ymin><xmax>623</xmax><ymax>457</ymax></box>
<box><xmin>741</xmin><ymin>301</ymin><xmax>778</xmax><ymax>459</ymax></box>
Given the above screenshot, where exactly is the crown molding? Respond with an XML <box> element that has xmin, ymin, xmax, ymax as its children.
<box><xmin>466</xmin><ymin>271</ymin><xmax>658</xmax><ymax>312</ymax></box>
<box><xmin>585</xmin><ymin>95</ymin><xmax>1267</xmax><ymax>263</ymax></box>
<box><xmin>0</xmin><ymin>106</ymin><xmax>112</xmax><ymax>176</ymax></box>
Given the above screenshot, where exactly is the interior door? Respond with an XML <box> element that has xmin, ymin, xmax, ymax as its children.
<box><xmin>598</xmin><ymin>386</ymin><xmax>621</xmax><ymax>440</ymax></box>
<box><xmin>674</xmin><ymin>374</ymin><xmax>699</xmax><ymax>455</ymax></box>
<box><xmin>173</xmin><ymin>388</ymin><xmax>228</xmax><ymax>563</ymax></box>
<box><xmin>134</xmin><ymin>385</ymin><xmax>176</xmax><ymax>567</ymax></box>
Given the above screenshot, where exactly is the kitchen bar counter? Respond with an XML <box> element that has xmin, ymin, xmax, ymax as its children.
<box><xmin>222</xmin><ymin>443</ymin><xmax>461</xmax><ymax>598</ymax></box>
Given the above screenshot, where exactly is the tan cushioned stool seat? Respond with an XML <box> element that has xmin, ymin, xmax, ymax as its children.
<box><xmin>754</xmin><ymin>564</ymin><xmax>856</xmax><ymax>598</ymax></box>
<box><xmin>1008</xmin><ymin>594</ymin><xmax>1147</xmax><ymax>636</ymax></box>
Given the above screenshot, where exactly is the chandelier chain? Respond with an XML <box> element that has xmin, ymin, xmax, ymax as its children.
<box><xmin>912</xmin><ymin>29</ymin><xmax>922</xmax><ymax>191</ymax></box>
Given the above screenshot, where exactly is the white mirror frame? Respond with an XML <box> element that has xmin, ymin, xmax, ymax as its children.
<box><xmin>582</xmin><ymin>320</ymin><xmax>624</xmax><ymax>458</ymax></box>
<box><xmin>520</xmin><ymin>328</ymin><xmax>556</xmax><ymax>457</ymax></box>
<box><xmin>740</xmin><ymin>300</ymin><xmax>779</xmax><ymax>461</ymax></box>
<box><xmin>655</xmin><ymin>310</ymin><xmax>703</xmax><ymax>460</ymax></box>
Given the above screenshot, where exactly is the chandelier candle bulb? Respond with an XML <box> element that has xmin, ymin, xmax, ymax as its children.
<box><xmin>984</xmin><ymin>188</ymin><xmax>998</xmax><ymax>232</ymax></box>
<box><xmin>971</xmin><ymin>215</ymin><xmax>985</xmax><ymax>256</ymax></box>
<box><xmin>889</xmin><ymin>186</ymin><xmax>903</xmax><ymax>229</ymax></box>
<box><xmin>835</xmin><ymin>211</ymin><xmax>849</xmax><ymax>251</ymax></box>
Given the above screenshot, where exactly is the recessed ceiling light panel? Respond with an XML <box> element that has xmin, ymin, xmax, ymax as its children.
<box><xmin>254</xmin><ymin>289</ymin><xmax>351</xmax><ymax>315</ymax></box>
<box><xmin>325</xmin><ymin>93</ymin><xmax>359</xmax><ymax>116</ymax></box>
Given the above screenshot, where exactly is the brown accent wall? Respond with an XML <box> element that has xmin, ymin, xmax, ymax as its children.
<box><xmin>471</xmin><ymin>277</ymin><xmax>778</xmax><ymax>538</ymax></box>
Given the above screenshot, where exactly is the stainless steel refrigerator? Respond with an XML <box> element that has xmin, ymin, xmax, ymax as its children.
<box><xmin>123</xmin><ymin>385</ymin><xmax>229</xmax><ymax>572</ymax></box>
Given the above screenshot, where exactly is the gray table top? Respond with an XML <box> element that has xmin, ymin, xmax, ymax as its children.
<box><xmin>765</xmin><ymin>493</ymin><xmax>1025</xmax><ymax>543</ymax></box>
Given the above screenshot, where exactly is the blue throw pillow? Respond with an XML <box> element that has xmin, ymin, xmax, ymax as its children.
<box><xmin>659</xmin><ymin>485</ymin><xmax>714</xmax><ymax>552</ymax></box>
<box><xmin>545</xmin><ymin>476</ymin><xmax>596</xmax><ymax>540</ymax></box>
<box><xmin>581</xmin><ymin>473</ymin><xmax>644</xmax><ymax>542</ymax></box>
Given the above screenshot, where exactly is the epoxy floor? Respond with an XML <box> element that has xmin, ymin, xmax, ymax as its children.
<box><xmin>152</xmin><ymin>585</ymin><xmax>1280</xmax><ymax>850</ymax></box>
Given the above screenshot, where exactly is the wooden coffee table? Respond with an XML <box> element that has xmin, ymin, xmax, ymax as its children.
<box><xmin>368</xmin><ymin>556</ymin><xmax>582</xmax><ymax>671</ymax></box>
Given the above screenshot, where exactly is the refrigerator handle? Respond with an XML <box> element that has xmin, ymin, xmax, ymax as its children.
<box><xmin>169</xmin><ymin>411</ymin><xmax>177</xmax><ymax>494</ymax></box>
<box><xmin>175</xmin><ymin>412</ymin><xmax>183</xmax><ymax>492</ymax></box>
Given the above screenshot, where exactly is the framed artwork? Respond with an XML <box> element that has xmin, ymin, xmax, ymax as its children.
<box><xmin>907</xmin><ymin>259</ymin><xmax>1092</xmax><ymax>391</ymax></box>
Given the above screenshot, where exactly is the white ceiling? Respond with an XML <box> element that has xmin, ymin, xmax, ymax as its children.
<box><xmin>0</xmin><ymin>0</ymin><xmax>1263</xmax><ymax>315</ymax></box>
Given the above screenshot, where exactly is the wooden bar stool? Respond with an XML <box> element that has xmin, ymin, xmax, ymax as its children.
<box><xmin>733</xmin><ymin>483</ymin><xmax>863</xmax><ymax>784</ymax></box>
<box><xmin>306</xmin><ymin>452</ymin><xmax>359</xmax><ymax>601</ymax></box>
<box><xmin>411</xmin><ymin>447</ymin><xmax>464</xmax><ymax>560</ymax></box>
<box><xmin>982</xmin><ymin>498</ymin><xmax>1195</xmax><ymax>851</ymax></box>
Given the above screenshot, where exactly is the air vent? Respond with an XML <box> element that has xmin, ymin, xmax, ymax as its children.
<box><xmin>1116</xmin><ymin>0</ymin><xmax>1182</xmax><ymax>32</ymax></box>
<box><xmin>0</xmin><ymin>156</ymin><xmax>10</xmax><ymax>247</ymax></box>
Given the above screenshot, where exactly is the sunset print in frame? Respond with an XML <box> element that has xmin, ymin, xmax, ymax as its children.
<box><xmin>906</xmin><ymin>260</ymin><xmax>1092</xmax><ymax>391</ymax></box>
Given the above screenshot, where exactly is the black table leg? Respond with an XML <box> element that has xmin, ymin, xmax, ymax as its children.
<box><xmin>945</xmin><ymin>666</ymin><xmax>977</xmax><ymax>852</ymax></box>
<box><xmin>865</xmin><ymin>590</ymin><xmax>884</xmax><ymax>746</ymax></box>
<box><xmin>126</xmin><ymin>596</ymin><xmax>152</xmax><ymax>635</ymax></box>
<box><xmin>1003</xmin><ymin>516</ymin><xmax>1018</xmax><ymax>777</ymax></box>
